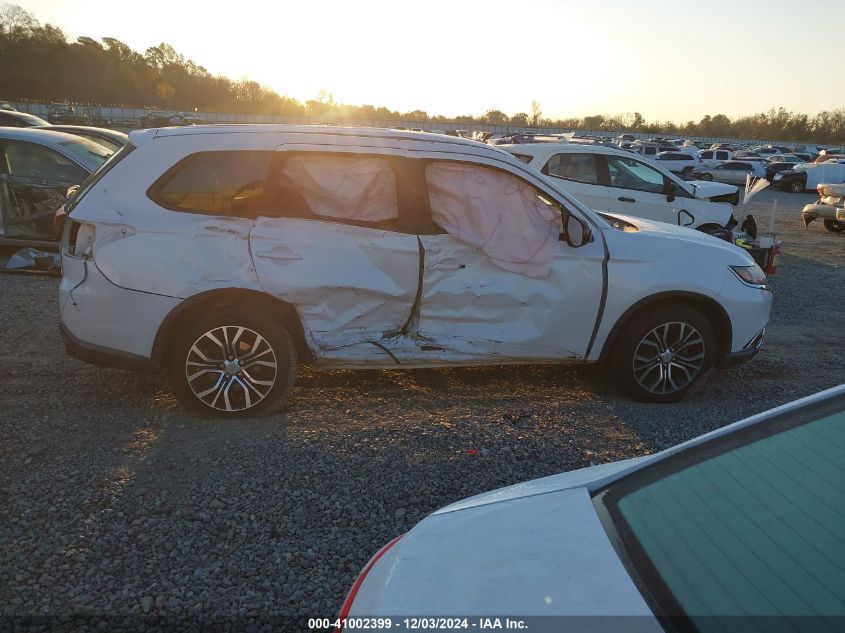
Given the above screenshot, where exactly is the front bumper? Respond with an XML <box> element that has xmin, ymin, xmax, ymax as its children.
<box><xmin>718</xmin><ymin>327</ymin><xmax>765</xmax><ymax>368</ymax></box>
<box><xmin>802</xmin><ymin>202</ymin><xmax>843</xmax><ymax>226</ymax></box>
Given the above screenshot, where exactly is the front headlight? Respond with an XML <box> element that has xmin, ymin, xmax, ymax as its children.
<box><xmin>773</xmin><ymin>173</ymin><xmax>783</xmax><ymax>180</ymax></box>
<box><xmin>730</xmin><ymin>264</ymin><xmax>769</xmax><ymax>289</ymax></box>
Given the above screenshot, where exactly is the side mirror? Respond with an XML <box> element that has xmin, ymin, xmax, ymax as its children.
<box><xmin>563</xmin><ymin>214</ymin><xmax>591</xmax><ymax>248</ymax></box>
<box><xmin>665</xmin><ymin>179</ymin><xmax>677</xmax><ymax>203</ymax></box>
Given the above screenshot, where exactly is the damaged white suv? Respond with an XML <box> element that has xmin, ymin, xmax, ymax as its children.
<box><xmin>59</xmin><ymin>126</ymin><xmax>771</xmax><ymax>417</ymax></box>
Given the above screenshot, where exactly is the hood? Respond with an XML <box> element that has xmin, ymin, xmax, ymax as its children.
<box><xmin>349</xmin><ymin>487</ymin><xmax>661</xmax><ymax>624</ymax></box>
<box><xmin>599</xmin><ymin>212</ymin><xmax>755</xmax><ymax>265</ymax></box>
<box><xmin>683</xmin><ymin>180</ymin><xmax>737</xmax><ymax>199</ymax></box>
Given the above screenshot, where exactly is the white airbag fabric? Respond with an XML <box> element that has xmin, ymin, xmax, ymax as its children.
<box><xmin>425</xmin><ymin>162</ymin><xmax>560</xmax><ymax>278</ymax></box>
<box><xmin>282</xmin><ymin>155</ymin><xmax>398</xmax><ymax>222</ymax></box>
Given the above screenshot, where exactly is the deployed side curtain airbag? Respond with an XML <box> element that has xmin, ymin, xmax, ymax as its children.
<box><xmin>425</xmin><ymin>162</ymin><xmax>560</xmax><ymax>278</ymax></box>
<box><xmin>281</xmin><ymin>155</ymin><xmax>398</xmax><ymax>222</ymax></box>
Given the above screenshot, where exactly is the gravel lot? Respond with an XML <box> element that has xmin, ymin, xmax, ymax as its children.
<box><xmin>1</xmin><ymin>189</ymin><xmax>843</xmax><ymax>630</ymax></box>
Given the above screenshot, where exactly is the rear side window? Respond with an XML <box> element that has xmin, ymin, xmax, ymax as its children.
<box><xmin>544</xmin><ymin>153</ymin><xmax>599</xmax><ymax>185</ymax></box>
<box><xmin>278</xmin><ymin>154</ymin><xmax>398</xmax><ymax>222</ymax></box>
<box><xmin>152</xmin><ymin>151</ymin><xmax>273</xmax><ymax>215</ymax></box>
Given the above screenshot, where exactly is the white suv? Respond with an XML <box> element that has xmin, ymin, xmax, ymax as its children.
<box><xmin>59</xmin><ymin>126</ymin><xmax>771</xmax><ymax>417</ymax></box>
<box><xmin>505</xmin><ymin>143</ymin><xmax>740</xmax><ymax>231</ymax></box>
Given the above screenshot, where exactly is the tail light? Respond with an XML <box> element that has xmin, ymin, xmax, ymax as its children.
<box><xmin>334</xmin><ymin>535</ymin><xmax>405</xmax><ymax>633</ymax></box>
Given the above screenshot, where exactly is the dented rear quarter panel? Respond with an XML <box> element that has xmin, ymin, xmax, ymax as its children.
<box><xmin>67</xmin><ymin>133</ymin><xmax>273</xmax><ymax>298</ymax></box>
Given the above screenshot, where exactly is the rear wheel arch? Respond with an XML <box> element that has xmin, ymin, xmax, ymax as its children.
<box><xmin>598</xmin><ymin>292</ymin><xmax>732</xmax><ymax>363</ymax></box>
<box><xmin>151</xmin><ymin>288</ymin><xmax>312</xmax><ymax>366</ymax></box>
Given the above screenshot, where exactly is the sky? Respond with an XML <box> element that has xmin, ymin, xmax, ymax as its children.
<box><xmin>17</xmin><ymin>0</ymin><xmax>845</xmax><ymax>122</ymax></box>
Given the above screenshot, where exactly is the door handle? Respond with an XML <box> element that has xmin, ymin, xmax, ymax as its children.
<box><xmin>618</xmin><ymin>196</ymin><xmax>636</xmax><ymax>203</ymax></box>
<box><xmin>255</xmin><ymin>246</ymin><xmax>302</xmax><ymax>261</ymax></box>
<box><xmin>430</xmin><ymin>260</ymin><xmax>466</xmax><ymax>271</ymax></box>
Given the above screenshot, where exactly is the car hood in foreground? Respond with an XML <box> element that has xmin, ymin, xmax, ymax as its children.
<box><xmin>349</xmin><ymin>486</ymin><xmax>661</xmax><ymax>625</ymax></box>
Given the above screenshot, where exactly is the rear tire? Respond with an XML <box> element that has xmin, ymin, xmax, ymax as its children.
<box><xmin>700</xmin><ymin>173</ymin><xmax>713</xmax><ymax>181</ymax></box>
<box><xmin>823</xmin><ymin>219</ymin><xmax>845</xmax><ymax>233</ymax></box>
<box><xmin>609</xmin><ymin>305</ymin><xmax>717</xmax><ymax>403</ymax></box>
<box><xmin>166</xmin><ymin>305</ymin><xmax>297</xmax><ymax>418</ymax></box>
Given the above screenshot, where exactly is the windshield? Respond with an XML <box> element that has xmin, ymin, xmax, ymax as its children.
<box><xmin>599</xmin><ymin>392</ymin><xmax>845</xmax><ymax>627</ymax></box>
<box><xmin>59</xmin><ymin>138</ymin><xmax>114</xmax><ymax>167</ymax></box>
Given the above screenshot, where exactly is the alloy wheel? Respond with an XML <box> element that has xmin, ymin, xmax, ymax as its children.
<box><xmin>632</xmin><ymin>321</ymin><xmax>706</xmax><ymax>395</ymax></box>
<box><xmin>185</xmin><ymin>325</ymin><xmax>278</xmax><ymax>412</ymax></box>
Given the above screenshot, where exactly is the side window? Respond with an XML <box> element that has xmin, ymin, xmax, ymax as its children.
<box><xmin>268</xmin><ymin>153</ymin><xmax>400</xmax><ymax>230</ymax></box>
<box><xmin>543</xmin><ymin>153</ymin><xmax>599</xmax><ymax>185</ymax></box>
<box><xmin>716</xmin><ymin>151</ymin><xmax>729</xmax><ymax>160</ymax></box>
<box><xmin>424</xmin><ymin>161</ymin><xmax>562</xmax><ymax>277</ymax></box>
<box><xmin>701</xmin><ymin>151</ymin><xmax>713</xmax><ymax>159</ymax></box>
<box><xmin>606</xmin><ymin>156</ymin><xmax>666</xmax><ymax>194</ymax></box>
<box><xmin>3</xmin><ymin>141</ymin><xmax>87</xmax><ymax>182</ymax></box>
<box><xmin>512</xmin><ymin>153</ymin><xmax>533</xmax><ymax>164</ymax></box>
<box><xmin>0</xmin><ymin>113</ymin><xmax>19</xmax><ymax>127</ymax></box>
<box><xmin>152</xmin><ymin>151</ymin><xmax>272</xmax><ymax>215</ymax></box>
<box><xmin>644</xmin><ymin>147</ymin><xmax>657</xmax><ymax>156</ymax></box>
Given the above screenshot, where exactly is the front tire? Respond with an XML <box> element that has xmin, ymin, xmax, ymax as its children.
<box><xmin>823</xmin><ymin>219</ymin><xmax>845</xmax><ymax>233</ymax></box>
<box><xmin>609</xmin><ymin>305</ymin><xmax>717</xmax><ymax>403</ymax></box>
<box><xmin>167</xmin><ymin>306</ymin><xmax>297</xmax><ymax>418</ymax></box>
<box><xmin>788</xmin><ymin>180</ymin><xmax>804</xmax><ymax>193</ymax></box>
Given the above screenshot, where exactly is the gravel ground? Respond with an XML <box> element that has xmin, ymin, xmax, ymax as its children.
<box><xmin>1</xmin><ymin>189</ymin><xmax>843</xmax><ymax>631</ymax></box>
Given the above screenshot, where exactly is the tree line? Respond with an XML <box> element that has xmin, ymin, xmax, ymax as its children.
<box><xmin>2</xmin><ymin>3</ymin><xmax>844</xmax><ymax>143</ymax></box>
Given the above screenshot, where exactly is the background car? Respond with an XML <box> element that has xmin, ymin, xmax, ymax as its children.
<box><xmin>774</xmin><ymin>159</ymin><xmax>845</xmax><ymax>193</ymax></box>
<box><xmin>698</xmin><ymin>148</ymin><xmax>733</xmax><ymax>166</ymax></box>
<box><xmin>767</xmin><ymin>154</ymin><xmax>805</xmax><ymax>164</ymax></box>
<box><xmin>650</xmin><ymin>150</ymin><xmax>702</xmax><ymax>175</ymax></box>
<box><xmin>752</xmin><ymin>146</ymin><xmax>783</xmax><ymax>158</ymax></box>
<box><xmin>691</xmin><ymin>160</ymin><xmax>767</xmax><ymax>184</ymax></box>
<box><xmin>503</xmin><ymin>143</ymin><xmax>740</xmax><ymax>231</ymax></box>
<box><xmin>0</xmin><ymin>101</ymin><xmax>16</xmax><ymax>111</ymax></box>
<box><xmin>46</xmin><ymin>103</ymin><xmax>89</xmax><ymax>125</ymax></box>
<box><xmin>48</xmin><ymin>125</ymin><xmax>129</xmax><ymax>151</ymax></box>
<box><xmin>802</xmin><ymin>183</ymin><xmax>845</xmax><ymax>232</ymax></box>
<box><xmin>0</xmin><ymin>128</ymin><xmax>113</xmax><ymax>244</ymax></box>
<box><xmin>764</xmin><ymin>160</ymin><xmax>797</xmax><ymax>182</ymax></box>
<box><xmin>0</xmin><ymin>110</ymin><xmax>50</xmax><ymax>128</ymax></box>
<box><xmin>338</xmin><ymin>385</ymin><xmax>845</xmax><ymax>626</ymax></box>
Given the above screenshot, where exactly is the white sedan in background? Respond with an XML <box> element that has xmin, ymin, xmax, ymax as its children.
<box><xmin>503</xmin><ymin>143</ymin><xmax>741</xmax><ymax>231</ymax></box>
<box><xmin>691</xmin><ymin>160</ymin><xmax>767</xmax><ymax>184</ymax></box>
<box><xmin>338</xmin><ymin>385</ymin><xmax>845</xmax><ymax>631</ymax></box>
<box><xmin>650</xmin><ymin>150</ymin><xmax>702</xmax><ymax>175</ymax></box>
